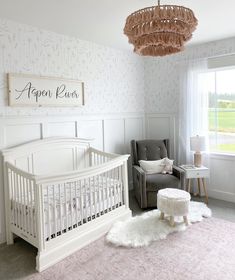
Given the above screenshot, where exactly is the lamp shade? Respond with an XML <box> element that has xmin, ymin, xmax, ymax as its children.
<box><xmin>190</xmin><ymin>136</ymin><xmax>206</xmax><ymax>152</ymax></box>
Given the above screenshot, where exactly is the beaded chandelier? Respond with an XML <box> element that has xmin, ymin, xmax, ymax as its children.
<box><xmin>124</xmin><ymin>0</ymin><xmax>198</xmax><ymax>56</ymax></box>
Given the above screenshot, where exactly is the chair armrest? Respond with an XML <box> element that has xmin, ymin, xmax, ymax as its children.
<box><xmin>133</xmin><ymin>165</ymin><xmax>146</xmax><ymax>187</ymax></box>
<box><xmin>173</xmin><ymin>165</ymin><xmax>185</xmax><ymax>189</ymax></box>
<box><xmin>132</xmin><ymin>165</ymin><xmax>147</xmax><ymax>208</ymax></box>
<box><xmin>133</xmin><ymin>165</ymin><xmax>146</xmax><ymax>176</ymax></box>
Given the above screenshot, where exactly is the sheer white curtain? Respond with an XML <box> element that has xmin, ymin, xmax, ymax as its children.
<box><xmin>178</xmin><ymin>59</ymin><xmax>209</xmax><ymax>165</ymax></box>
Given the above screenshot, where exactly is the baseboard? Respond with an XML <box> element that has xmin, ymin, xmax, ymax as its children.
<box><xmin>36</xmin><ymin>207</ymin><xmax>132</xmax><ymax>272</ymax></box>
<box><xmin>0</xmin><ymin>232</ymin><xmax>6</xmax><ymax>245</ymax></box>
<box><xmin>208</xmin><ymin>189</ymin><xmax>235</xmax><ymax>203</ymax></box>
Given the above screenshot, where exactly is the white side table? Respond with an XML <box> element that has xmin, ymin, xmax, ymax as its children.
<box><xmin>180</xmin><ymin>165</ymin><xmax>210</xmax><ymax>204</ymax></box>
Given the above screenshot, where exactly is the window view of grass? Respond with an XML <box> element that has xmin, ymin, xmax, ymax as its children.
<box><xmin>208</xmin><ymin>69</ymin><xmax>235</xmax><ymax>154</ymax></box>
<box><xmin>209</xmin><ymin>110</ymin><xmax>235</xmax><ymax>133</ymax></box>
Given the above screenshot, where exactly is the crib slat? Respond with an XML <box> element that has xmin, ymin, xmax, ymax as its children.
<box><xmin>59</xmin><ymin>184</ymin><xmax>62</xmax><ymax>235</ymax></box>
<box><xmin>79</xmin><ymin>180</ymin><xmax>83</xmax><ymax>225</ymax></box>
<box><xmin>70</xmin><ymin>182</ymin><xmax>73</xmax><ymax>229</ymax></box>
<box><xmin>102</xmin><ymin>173</ymin><xmax>105</xmax><ymax>213</ymax></box>
<box><xmin>112</xmin><ymin>169</ymin><xmax>114</xmax><ymax>209</ymax></box>
<box><xmin>27</xmin><ymin>179</ymin><xmax>31</xmax><ymax>235</ymax></box>
<box><xmin>113</xmin><ymin>168</ymin><xmax>116</xmax><ymax>209</ymax></box>
<box><xmin>64</xmin><ymin>183</ymin><xmax>68</xmax><ymax>232</ymax></box>
<box><xmin>109</xmin><ymin>171</ymin><xmax>112</xmax><ymax>211</ymax></box>
<box><xmin>89</xmin><ymin>177</ymin><xmax>92</xmax><ymax>221</ymax></box>
<box><xmin>94</xmin><ymin>176</ymin><xmax>97</xmax><ymax>218</ymax></box>
<box><xmin>119</xmin><ymin>166</ymin><xmax>124</xmax><ymax>205</ymax></box>
<box><xmin>21</xmin><ymin>177</ymin><xmax>24</xmax><ymax>231</ymax></box>
<box><xmin>30</xmin><ymin>180</ymin><xmax>34</xmax><ymax>237</ymax></box>
<box><xmin>53</xmin><ymin>185</ymin><xmax>57</xmax><ymax>238</ymax></box>
<box><xmin>117</xmin><ymin>167</ymin><xmax>120</xmax><ymax>206</ymax></box>
<box><xmin>20</xmin><ymin>176</ymin><xmax>23</xmax><ymax>229</ymax></box>
<box><xmin>23</xmin><ymin>177</ymin><xmax>26</xmax><ymax>232</ymax></box>
<box><xmin>26</xmin><ymin>179</ymin><xmax>29</xmax><ymax>233</ymax></box>
<box><xmin>12</xmin><ymin>171</ymin><xmax>16</xmax><ymax>227</ymax></box>
<box><xmin>85</xmin><ymin>179</ymin><xmax>88</xmax><ymax>223</ymax></box>
<box><xmin>18</xmin><ymin>174</ymin><xmax>21</xmax><ymax>228</ymax></box>
<box><xmin>116</xmin><ymin>167</ymin><xmax>119</xmax><ymax>207</ymax></box>
<box><xmin>47</xmin><ymin>185</ymin><xmax>51</xmax><ymax>240</ymax></box>
<box><xmin>98</xmin><ymin>175</ymin><xmax>101</xmax><ymax>217</ymax></box>
<box><xmin>15</xmin><ymin>174</ymin><xmax>18</xmax><ymax>227</ymax></box>
<box><xmin>75</xmin><ymin>181</ymin><xmax>78</xmax><ymax>226</ymax></box>
<box><xmin>20</xmin><ymin>176</ymin><xmax>23</xmax><ymax>230</ymax></box>
<box><xmin>15</xmin><ymin>173</ymin><xmax>19</xmax><ymax>228</ymax></box>
<box><xmin>106</xmin><ymin>172</ymin><xmax>109</xmax><ymax>212</ymax></box>
<box><xmin>112</xmin><ymin>169</ymin><xmax>115</xmax><ymax>209</ymax></box>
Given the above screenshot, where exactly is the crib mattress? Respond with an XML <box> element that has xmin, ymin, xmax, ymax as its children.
<box><xmin>10</xmin><ymin>176</ymin><xmax>123</xmax><ymax>239</ymax></box>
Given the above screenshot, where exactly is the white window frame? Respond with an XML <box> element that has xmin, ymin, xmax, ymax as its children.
<box><xmin>206</xmin><ymin>66</ymin><xmax>235</xmax><ymax>157</ymax></box>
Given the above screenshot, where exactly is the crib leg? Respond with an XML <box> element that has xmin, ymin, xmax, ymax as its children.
<box><xmin>36</xmin><ymin>250</ymin><xmax>47</xmax><ymax>272</ymax></box>
<box><xmin>6</xmin><ymin>231</ymin><xmax>14</xmax><ymax>245</ymax></box>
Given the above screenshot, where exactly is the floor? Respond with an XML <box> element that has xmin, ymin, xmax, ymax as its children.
<box><xmin>129</xmin><ymin>190</ymin><xmax>235</xmax><ymax>222</ymax></box>
<box><xmin>0</xmin><ymin>191</ymin><xmax>235</xmax><ymax>280</ymax></box>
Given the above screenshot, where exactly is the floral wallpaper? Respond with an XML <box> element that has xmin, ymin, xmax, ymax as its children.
<box><xmin>0</xmin><ymin>18</ymin><xmax>145</xmax><ymax>116</ymax></box>
<box><xmin>1</xmin><ymin>17</ymin><xmax>235</xmax><ymax>117</ymax></box>
<box><xmin>144</xmin><ymin>37</ymin><xmax>235</xmax><ymax>114</ymax></box>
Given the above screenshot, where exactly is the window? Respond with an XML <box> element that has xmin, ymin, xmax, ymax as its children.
<box><xmin>206</xmin><ymin>68</ymin><xmax>235</xmax><ymax>154</ymax></box>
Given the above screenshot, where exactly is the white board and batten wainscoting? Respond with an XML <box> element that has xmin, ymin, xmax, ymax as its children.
<box><xmin>146</xmin><ymin>113</ymin><xmax>177</xmax><ymax>160</ymax></box>
<box><xmin>0</xmin><ymin>113</ymin><xmax>146</xmax><ymax>245</ymax></box>
<box><xmin>1</xmin><ymin>112</ymin><xmax>234</xmax><ymax>247</ymax></box>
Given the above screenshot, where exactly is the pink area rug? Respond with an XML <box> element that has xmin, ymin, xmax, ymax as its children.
<box><xmin>29</xmin><ymin>218</ymin><xmax>235</xmax><ymax>280</ymax></box>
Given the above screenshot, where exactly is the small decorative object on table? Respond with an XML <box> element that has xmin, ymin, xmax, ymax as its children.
<box><xmin>180</xmin><ymin>165</ymin><xmax>210</xmax><ymax>204</ymax></box>
<box><xmin>157</xmin><ymin>188</ymin><xmax>191</xmax><ymax>227</ymax></box>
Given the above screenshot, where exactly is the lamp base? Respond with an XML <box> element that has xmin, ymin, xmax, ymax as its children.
<box><xmin>194</xmin><ymin>152</ymin><xmax>202</xmax><ymax>167</ymax></box>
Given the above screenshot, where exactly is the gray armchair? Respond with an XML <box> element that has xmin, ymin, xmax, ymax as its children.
<box><xmin>131</xmin><ymin>139</ymin><xmax>184</xmax><ymax>209</ymax></box>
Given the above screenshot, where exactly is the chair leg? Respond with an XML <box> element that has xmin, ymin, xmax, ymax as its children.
<box><xmin>197</xmin><ymin>178</ymin><xmax>201</xmax><ymax>197</ymax></box>
<box><xmin>170</xmin><ymin>216</ymin><xmax>175</xmax><ymax>227</ymax></box>
<box><xmin>160</xmin><ymin>212</ymin><xmax>164</xmax><ymax>220</ymax></box>
<box><xmin>187</xmin><ymin>179</ymin><xmax>191</xmax><ymax>194</ymax></box>
<box><xmin>202</xmin><ymin>178</ymin><xmax>209</xmax><ymax>205</ymax></box>
<box><xmin>183</xmin><ymin>216</ymin><xmax>189</xmax><ymax>226</ymax></box>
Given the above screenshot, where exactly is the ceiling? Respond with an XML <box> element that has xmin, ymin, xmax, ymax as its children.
<box><xmin>0</xmin><ymin>0</ymin><xmax>235</xmax><ymax>51</ymax></box>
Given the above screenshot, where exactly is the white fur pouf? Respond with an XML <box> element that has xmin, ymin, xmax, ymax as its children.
<box><xmin>106</xmin><ymin>201</ymin><xmax>211</xmax><ymax>248</ymax></box>
<box><xmin>157</xmin><ymin>188</ymin><xmax>191</xmax><ymax>226</ymax></box>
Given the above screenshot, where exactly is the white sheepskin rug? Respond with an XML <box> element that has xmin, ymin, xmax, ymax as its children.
<box><xmin>106</xmin><ymin>201</ymin><xmax>211</xmax><ymax>247</ymax></box>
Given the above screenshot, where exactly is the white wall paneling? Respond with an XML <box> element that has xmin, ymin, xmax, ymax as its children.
<box><xmin>77</xmin><ymin>120</ymin><xmax>103</xmax><ymax>150</ymax></box>
<box><xmin>0</xmin><ymin>113</ymin><xmax>145</xmax><ymax>244</ymax></box>
<box><xmin>103</xmin><ymin>119</ymin><xmax>125</xmax><ymax>154</ymax></box>
<box><xmin>4</xmin><ymin>123</ymin><xmax>42</xmax><ymax>148</ymax></box>
<box><xmin>124</xmin><ymin>117</ymin><xmax>144</xmax><ymax>153</ymax></box>
<box><xmin>146</xmin><ymin>114</ymin><xmax>176</xmax><ymax>160</ymax></box>
<box><xmin>47</xmin><ymin>121</ymin><xmax>76</xmax><ymax>138</ymax></box>
<box><xmin>208</xmin><ymin>154</ymin><xmax>235</xmax><ymax>203</ymax></box>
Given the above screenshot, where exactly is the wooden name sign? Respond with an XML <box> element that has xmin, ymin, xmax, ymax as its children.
<box><xmin>8</xmin><ymin>73</ymin><xmax>84</xmax><ymax>107</ymax></box>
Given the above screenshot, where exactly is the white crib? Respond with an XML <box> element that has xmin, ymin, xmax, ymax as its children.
<box><xmin>1</xmin><ymin>137</ymin><xmax>131</xmax><ymax>272</ymax></box>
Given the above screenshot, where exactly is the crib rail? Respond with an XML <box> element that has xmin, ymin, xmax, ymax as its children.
<box><xmin>6</xmin><ymin>162</ymin><xmax>38</xmax><ymax>246</ymax></box>
<box><xmin>38</xmin><ymin>164</ymin><xmax>124</xmax><ymax>243</ymax></box>
<box><xmin>36</xmin><ymin>154</ymin><xmax>128</xmax><ymax>243</ymax></box>
<box><xmin>5</xmin><ymin>152</ymin><xmax>129</xmax><ymax>251</ymax></box>
<box><xmin>89</xmin><ymin>147</ymin><xmax>118</xmax><ymax>166</ymax></box>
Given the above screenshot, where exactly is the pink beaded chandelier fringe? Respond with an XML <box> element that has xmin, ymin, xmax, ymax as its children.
<box><xmin>124</xmin><ymin>4</ymin><xmax>198</xmax><ymax>56</ymax></box>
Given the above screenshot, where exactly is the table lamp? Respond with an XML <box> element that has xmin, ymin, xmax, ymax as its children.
<box><xmin>190</xmin><ymin>135</ymin><xmax>206</xmax><ymax>167</ymax></box>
